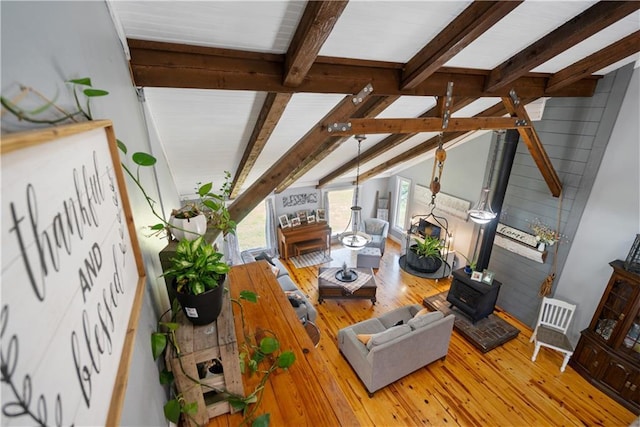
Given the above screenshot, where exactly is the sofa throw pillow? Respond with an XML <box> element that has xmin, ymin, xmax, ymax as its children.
<box><xmin>285</xmin><ymin>291</ymin><xmax>303</xmax><ymax>308</ymax></box>
<box><xmin>366</xmin><ymin>221</ymin><xmax>385</xmax><ymax>235</ymax></box>
<box><xmin>255</xmin><ymin>251</ymin><xmax>275</xmax><ymax>266</ymax></box>
<box><xmin>357</xmin><ymin>334</ymin><xmax>372</xmax><ymax>345</ymax></box>
<box><xmin>366</xmin><ymin>324</ymin><xmax>411</xmax><ymax>350</ymax></box>
<box><xmin>270</xmin><ymin>265</ymin><xmax>280</xmax><ymax>277</ymax></box>
<box><xmin>408</xmin><ymin>311</ymin><xmax>444</xmax><ymax>330</ymax></box>
<box><xmin>414</xmin><ymin>307</ymin><xmax>431</xmax><ymax>317</ymax></box>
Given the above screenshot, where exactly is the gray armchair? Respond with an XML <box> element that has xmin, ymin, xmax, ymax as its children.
<box><xmin>364</xmin><ymin>218</ymin><xmax>389</xmax><ymax>254</ymax></box>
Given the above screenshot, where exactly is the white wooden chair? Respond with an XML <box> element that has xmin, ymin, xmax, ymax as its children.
<box><xmin>530</xmin><ymin>297</ymin><xmax>576</xmax><ymax>372</ymax></box>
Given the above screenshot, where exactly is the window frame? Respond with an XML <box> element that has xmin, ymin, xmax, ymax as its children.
<box><xmin>393</xmin><ymin>176</ymin><xmax>411</xmax><ymax>233</ymax></box>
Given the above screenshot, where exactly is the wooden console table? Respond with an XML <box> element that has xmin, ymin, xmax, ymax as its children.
<box><xmin>207</xmin><ymin>262</ymin><xmax>357</xmax><ymax>426</ymax></box>
<box><xmin>277</xmin><ymin>222</ymin><xmax>331</xmax><ymax>259</ymax></box>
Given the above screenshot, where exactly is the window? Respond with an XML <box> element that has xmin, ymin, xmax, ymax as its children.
<box><xmin>236</xmin><ymin>200</ymin><xmax>266</xmax><ymax>251</ymax></box>
<box><xmin>327</xmin><ymin>188</ymin><xmax>354</xmax><ymax>237</ymax></box>
<box><xmin>394</xmin><ymin>177</ymin><xmax>411</xmax><ymax>232</ymax></box>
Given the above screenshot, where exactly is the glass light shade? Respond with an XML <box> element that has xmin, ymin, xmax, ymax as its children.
<box><xmin>468</xmin><ymin>188</ymin><xmax>497</xmax><ymax>224</ymax></box>
<box><xmin>340</xmin><ymin>206</ymin><xmax>371</xmax><ymax>250</ymax></box>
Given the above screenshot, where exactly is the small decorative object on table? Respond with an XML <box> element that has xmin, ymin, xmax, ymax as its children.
<box><xmin>624</xmin><ymin>234</ymin><xmax>640</xmax><ymax>273</ymax></box>
<box><xmin>279</xmin><ymin>214</ymin><xmax>290</xmax><ymax>229</ymax></box>
<box><xmin>470</xmin><ymin>271</ymin><xmax>483</xmax><ymax>282</ymax></box>
<box><xmin>482</xmin><ymin>269</ymin><xmax>495</xmax><ymax>285</ymax></box>
<box><xmin>336</xmin><ymin>262</ymin><xmax>358</xmax><ymax>282</ymax></box>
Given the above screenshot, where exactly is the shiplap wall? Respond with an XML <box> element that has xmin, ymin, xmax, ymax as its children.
<box><xmin>489</xmin><ymin>66</ymin><xmax>635</xmax><ymax>328</ymax></box>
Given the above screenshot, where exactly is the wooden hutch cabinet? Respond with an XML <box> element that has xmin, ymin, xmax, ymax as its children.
<box><xmin>570</xmin><ymin>260</ymin><xmax>640</xmax><ymax>414</ymax></box>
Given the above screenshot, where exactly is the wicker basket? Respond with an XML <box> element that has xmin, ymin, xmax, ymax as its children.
<box><xmin>624</xmin><ymin>234</ymin><xmax>640</xmax><ymax>273</ymax></box>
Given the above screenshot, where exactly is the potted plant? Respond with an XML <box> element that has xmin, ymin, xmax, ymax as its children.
<box><xmin>407</xmin><ymin>235</ymin><xmax>443</xmax><ymax>273</ymax></box>
<box><xmin>458</xmin><ymin>253</ymin><xmax>477</xmax><ymax>274</ymax></box>
<box><xmin>162</xmin><ymin>236</ymin><xmax>230</xmax><ymax>325</ymax></box>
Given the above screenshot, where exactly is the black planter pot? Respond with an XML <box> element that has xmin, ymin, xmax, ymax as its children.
<box><xmin>173</xmin><ymin>276</ymin><xmax>225</xmax><ymax>325</ymax></box>
<box><xmin>406</xmin><ymin>245</ymin><xmax>442</xmax><ymax>273</ymax></box>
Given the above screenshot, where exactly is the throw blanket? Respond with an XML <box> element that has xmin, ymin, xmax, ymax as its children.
<box><xmin>319</xmin><ymin>268</ymin><xmax>372</xmax><ymax>294</ymax></box>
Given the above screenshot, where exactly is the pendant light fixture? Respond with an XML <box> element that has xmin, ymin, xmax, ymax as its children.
<box><xmin>340</xmin><ymin>134</ymin><xmax>372</xmax><ymax>250</ymax></box>
<box><xmin>468</xmin><ymin>130</ymin><xmax>502</xmax><ymax>224</ymax></box>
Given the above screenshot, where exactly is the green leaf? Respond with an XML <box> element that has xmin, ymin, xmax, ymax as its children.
<box><xmin>67</xmin><ymin>77</ymin><xmax>92</xmax><ymax>86</ymax></box>
<box><xmin>83</xmin><ymin>88</ymin><xmax>109</xmax><ymax>97</ymax></box>
<box><xmin>227</xmin><ymin>396</ymin><xmax>248</xmax><ymax>411</ymax></box>
<box><xmin>132</xmin><ymin>152</ymin><xmax>157</xmax><ymax>166</ymax></box>
<box><xmin>116</xmin><ymin>139</ymin><xmax>127</xmax><ymax>154</ymax></box>
<box><xmin>150</xmin><ymin>223</ymin><xmax>165</xmax><ymax>230</ymax></box>
<box><xmin>259</xmin><ymin>337</ymin><xmax>279</xmax><ymax>355</ymax></box>
<box><xmin>164</xmin><ymin>399</ymin><xmax>181</xmax><ymax>424</ymax></box>
<box><xmin>239</xmin><ymin>290</ymin><xmax>258</xmax><ymax>303</ymax></box>
<box><xmin>248</xmin><ymin>359</ymin><xmax>258</xmax><ymax>374</ymax></box>
<box><xmin>252</xmin><ymin>413</ymin><xmax>271</xmax><ymax>427</ymax></box>
<box><xmin>198</xmin><ymin>182</ymin><xmax>213</xmax><ymax>197</ymax></box>
<box><xmin>183</xmin><ymin>401</ymin><xmax>198</xmax><ymax>415</ymax></box>
<box><xmin>277</xmin><ymin>351</ymin><xmax>295</xmax><ymax>369</ymax></box>
<box><xmin>160</xmin><ymin>321</ymin><xmax>180</xmax><ymax>331</ymax></box>
<box><xmin>159</xmin><ymin>368</ymin><xmax>174</xmax><ymax>385</ymax></box>
<box><xmin>151</xmin><ymin>332</ymin><xmax>167</xmax><ymax>360</ymax></box>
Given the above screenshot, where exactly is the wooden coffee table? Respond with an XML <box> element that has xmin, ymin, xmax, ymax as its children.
<box><xmin>317</xmin><ymin>267</ymin><xmax>377</xmax><ymax>304</ymax></box>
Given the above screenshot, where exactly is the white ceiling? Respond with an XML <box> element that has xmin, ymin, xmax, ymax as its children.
<box><xmin>108</xmin><ymin>1</ymin><xmax>640</xmax><ymax>199</ymax></box>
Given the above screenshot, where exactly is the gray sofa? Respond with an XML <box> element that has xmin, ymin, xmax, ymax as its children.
<box><xmin>337</xmin><ymin>304</ymin><xmax>454</xmax><ymax>395</ymax></box>
<box><xmin>241</xmin><ymin>251</ymin><xmax>317</xmax><ymax>322</ymax></box>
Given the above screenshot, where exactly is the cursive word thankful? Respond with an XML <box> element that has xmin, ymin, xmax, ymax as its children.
<box><xmin>7</xmin><ymin>151</ymin><xmax>105</xmax><ymax>301</ymax></box>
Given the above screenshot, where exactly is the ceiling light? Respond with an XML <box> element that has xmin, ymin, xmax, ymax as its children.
<box><xmin>468</xmin><ymin>131</ymin><xmax>502</xmax><ymax>225</ymax></box>
<box><xmin>340</xmin><ymin>134</ymin><xmax>372</xmax><ymax>250</ymax></box>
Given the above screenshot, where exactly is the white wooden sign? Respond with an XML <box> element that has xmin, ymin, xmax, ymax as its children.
<box><xmin>496</xmin><ymin>222</ymin><xmax>538</xmax><ymax>247</ymax></box>
<box><xmin>1</xmin><ymin>121</ymin><xmax>146</xmax><ymax>426</ymax></box>
<box><xmin>414</xmin><ymin>185</ymin><xmax>471</xmax><ymax>221</ymax></box>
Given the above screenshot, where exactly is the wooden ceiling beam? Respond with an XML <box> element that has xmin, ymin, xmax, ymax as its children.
<box><xmin>274</xmin><ymin>95</ymin><xmax>398</xmax><ymax>193</ymax></box>
<box><xmin>317</xmin><ymin>96</ymin><xmax>476</xmax><ymax>187</ymax></box>
<box><xmin>502</xmin><ymin>94</ymin><xmax>562</xmax><ymax>196</ymax></box>
<box><xmin>283</xmin><ymin>1</ymin><xmax>348</xmax><ymax>87</ymax></box>
<box><xmin>485</xmin><ymin>1</ymin><xmax>640</xmax><ymax>93</ymax></box>
<box><xmin>402</xmin><ymin>1</ymin><xmax>522</xmax><ymax>89</ymax></box>
<box><xmin>356</xmin><ymin>101</ymin><xmax>514</xmax><ymax>182</ymax></box>
<box><xmin>128</xmin><ymin>39</ymin><xmax>599</xmax><ymax>98</ymax></box>
<box><xmin>227</xmin><ymin>85</ymin><xmax>374</xmax><ymax>223</ymax></box>
<box><xmin>546</xmin><ymin>30</ymin><xmax>640</xmax><ymax>93</ymax></box>
<box><xmin>230</xmin><ymin>92</ymin><xmax>292</xmax><ymax>198</ymax></box>
<box><xmin>327</xmin><ymin>117</ymin><xmax>529</xmax><ymax>136</ymax></box>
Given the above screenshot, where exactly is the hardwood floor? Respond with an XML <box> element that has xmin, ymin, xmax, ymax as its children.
<box><xmin>281</xmin><ymin>239</ymin><xmax>635</xmax><ymax>426</ymax></box>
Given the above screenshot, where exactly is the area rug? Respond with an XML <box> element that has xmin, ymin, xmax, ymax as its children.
<box><xmin>399</xmin><ymin>255</ymin><xmax>452</xmax><ymax>279</ymax></box>
<box><xmin>423</xmin><ymin>291</ymin><xmax>520</xmax><ymax>353</ymax></box>
<box><xmin>290</xmin><ymin>251</ymin><xmax>332</xmax><ymax>268</ymax></box>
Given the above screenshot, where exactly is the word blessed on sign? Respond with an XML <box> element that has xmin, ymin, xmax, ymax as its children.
<box><xmin>0</xmin><ymin>123</ymin><xmax>143</xmax><ymax>426</ymax></box>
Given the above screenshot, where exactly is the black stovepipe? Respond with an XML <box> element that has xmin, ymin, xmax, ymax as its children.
<box><xmin>475</xmin><ymin>129</ymin><xmax>520</xmax><ymax>272</ymax></box>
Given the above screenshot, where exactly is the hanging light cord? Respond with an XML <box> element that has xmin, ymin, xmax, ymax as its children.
<box><xmin>485</xmin><ymin>130</ymin><xmax>503</xmax><ymax>188</ymax></box>
<box><xmin>354</xmin><ymin>135</ymin><xmax>363</xmax><ymax>206</ymax></box>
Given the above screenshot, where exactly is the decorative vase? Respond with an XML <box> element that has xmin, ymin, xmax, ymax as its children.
<box><xmin>464</xmin><ymin>265</ymin><xmax>473</xmax><ymax>274</ymax></box>
<box><xmin>169</xmin><ymin>213</ymin><xmax>207</xmax><ymax>241</ymax></box>
<box><xmin>173</xmin><ymin>276</ymin><xmax>225</xmax><ymax>325</ymax></box>
<box><xmin>537</xmin><ymin>242</ymin><xmax>546</xmax><ymax>252</ymax></box>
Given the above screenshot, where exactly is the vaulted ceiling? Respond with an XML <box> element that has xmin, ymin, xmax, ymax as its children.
<box><xmin>108</xmin><ymin>1</ymin><xmax>640</xmax><ymax>222</ymax></box>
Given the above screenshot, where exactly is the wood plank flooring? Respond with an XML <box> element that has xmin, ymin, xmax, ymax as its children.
<box><xmin>284</xmin><ymin>240</ymin><xmax>634</xmax><ymax>426</ymax></box>
<box><xmin>209</xmin><ymin>240</ymin><xmax>635</xmax><ymax>426</ymax></box>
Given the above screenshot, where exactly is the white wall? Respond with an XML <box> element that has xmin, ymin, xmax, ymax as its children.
<box><xmin>556</xmin><ymin>67</ymin><xmax>640</xmax><ymax>343</ymax></box>
<box><xmin>1</xmin><ymin>2</ymin><xmax>169</xmax><ymax>425</ymax></box>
